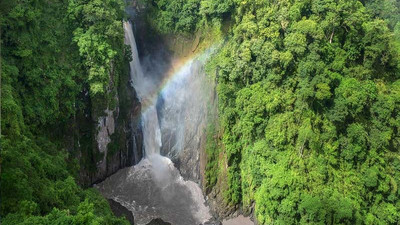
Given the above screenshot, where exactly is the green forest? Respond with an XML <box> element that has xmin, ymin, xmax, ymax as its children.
<box><xmin>1</xmin><ymin>0</ymin><xmax>400</xmax><ymax>224</ymax></box>
<box><xmin>147</xmin><ymin>0</ymin><xmax>400</xmax><ymax>223</ymax></box>
<box><xmin>1</xmin><ymin>0</ymin><xmax>129</xmax><ymax>224</ymax></box>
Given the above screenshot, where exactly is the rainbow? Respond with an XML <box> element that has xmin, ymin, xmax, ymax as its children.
<box><xmin>139</xmin><ymin>45</ymin><xmax>216</xmax><ymax>113</ymax></box>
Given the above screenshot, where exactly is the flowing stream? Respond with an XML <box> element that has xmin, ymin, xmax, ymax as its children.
<box><xmin>96</xmin><ymin>21</ymin><xmax>212</xmax><ymax>225</ymax></box>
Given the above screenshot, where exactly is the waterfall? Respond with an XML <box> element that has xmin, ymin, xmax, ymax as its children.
<box><xmin>124</xmin><ymin>21</ymin><xmax>162</xmax><ymax>157</ymax></box>
<box><xmin>96</xmin><ymin>20</ymin><xmax>212</xmax><ymax>225</ymax></box>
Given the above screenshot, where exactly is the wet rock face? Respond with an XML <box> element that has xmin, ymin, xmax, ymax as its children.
<box><xmin>108</xmin><ymin>199</ymin><xmax>135</xmax><ymax>224</ymax></box>
<box><xmin>95</xmin><ymin>108</ymin><xmax>117</xmax><ymax>180</ymax></box>
<box><xmin>93</xmin><ymin>75</ymin><xmax>144</xmax><ymax>185</ymax></box>
<box><xmin>77</xmin><ymin>67</ymin><xmax>144</xmax><ymax>186</ymax></box>
<box><xmin>157</xmin><ymin>59</ymin><xmax>213</xmax><ymax>183</ymax></box>
<box><xmin>97</xmin><ymin>109</ymin><xmax>116</xmax><ymax>155</ymax></box>
<box><xmin>146</xmin><ymin>218</ymin><xmax>172</xmax><ymax>225</ymax></box>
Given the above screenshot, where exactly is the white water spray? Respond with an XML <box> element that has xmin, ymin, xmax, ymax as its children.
<box><xmin>97</xmin><ymin>21</ymin><xmax>212</xmax><ymax>225</ymax></box>
<box><xmin>124</xmin><ymin>21</ymin><xmax>162</xmax><ymax>157</ymax></box>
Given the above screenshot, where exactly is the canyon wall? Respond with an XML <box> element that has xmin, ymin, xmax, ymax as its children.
<box><xmin>71</xmin><ymin>62</ymin><xmax>143</xmax><ymax>186</ymax></box>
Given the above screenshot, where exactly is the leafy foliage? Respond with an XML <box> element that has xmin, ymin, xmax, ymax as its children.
<box><xmin>145</xmin><ymin>0</ymin><xmax>233</xmax><ymax>34</ymax></box>
<box><xmin>150</xmin><ymin>0</ymin><xmax>400</xmax><ymax>224</ymax></box>
<box><xmin>1</xmin><ymin>0</ymin><xmax>128</xmax><ymax>223</ymax></box>
<box><xmin>68</xmin><ymin>0</ymin><xmax>125</xmax><ymax>97</ymax></box>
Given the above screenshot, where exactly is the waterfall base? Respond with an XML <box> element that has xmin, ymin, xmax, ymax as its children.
<box><xmin>95</xmin><ymin>155</ymin><xmax>212</xmax><ymax>225</ymax></box>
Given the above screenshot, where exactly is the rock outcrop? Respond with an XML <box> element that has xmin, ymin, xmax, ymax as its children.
<box><xmin>75</xmin><ymin>62</ymin><xmax>143</xmax><ymax>186</ymax></box>
<box><xmin>108</xmin><ymin>199</ymin><xmax>135</xmax><ymax>224</ymax></box>
<box><xmin>146</xmin><ymin>218</ymin><xmax>172</xmax><ymax>225</ymax></box>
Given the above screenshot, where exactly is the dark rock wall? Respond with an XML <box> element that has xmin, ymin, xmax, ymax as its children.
<box><xmin>108</xmin><ymin>199</ymin><xmax>135</xmax><ymax>224</ymax></box>
<box><xmin>76</xmin><ymin>62</ymin><xmax>143</xmax><ymax>186</ymax></box>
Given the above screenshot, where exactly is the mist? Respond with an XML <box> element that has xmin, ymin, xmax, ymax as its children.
<box><xmin>95</xmin><ymin>21</ymin><xmax>214</xmax><ymax>224</ymax></box>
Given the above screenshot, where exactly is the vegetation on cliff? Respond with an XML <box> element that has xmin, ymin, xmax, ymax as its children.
<box><xmin>147</xmin><ymin>0</ymin><xmax>400</xmax><ymax>224</ymax></box>
<box><xmin>1</xmin><ymin>0</ymin><xmax>129</xmax><ymax>223</ymax></box>
<box><xmin>2</xmin><ymin>0</ymin><xmax>400</xmax><ymax>224</ymax></box>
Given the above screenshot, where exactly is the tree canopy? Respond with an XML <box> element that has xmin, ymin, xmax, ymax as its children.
<box><xmin>148</xmin><ymin>0</ymin><xmax>400</xmax><ymax>224</ymax></box>
<box><xmin>1</xmin><ymin>0</ymin><xmax>128</xmax><ymax>223</ymax></box>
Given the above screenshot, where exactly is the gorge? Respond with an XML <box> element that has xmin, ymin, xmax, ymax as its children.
<box><xmin>96</xmin><ymin>20</ymin><xmax>214</xmax><ymax>225</ymax></box>
<box><xmin>2</xmin><ymin>0</ymin><xmax>400</xmax><ymax>224</ymax></box>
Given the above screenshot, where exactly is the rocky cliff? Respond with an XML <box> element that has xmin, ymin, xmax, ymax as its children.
<box><xmin>72</xmin><ymin>61</ymin><xmax>143</xmax><ymax>186</ymax></box>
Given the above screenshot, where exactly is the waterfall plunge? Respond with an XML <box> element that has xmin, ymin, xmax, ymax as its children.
<box><xmin>95</xmin><ymin>21</ymin><xmax>212</xmax><ymax>225</ymax></box>
<box><xmin>124</xmin><ymin>21</ymin><xmax>162</xmax><ymax>157</ymax></box>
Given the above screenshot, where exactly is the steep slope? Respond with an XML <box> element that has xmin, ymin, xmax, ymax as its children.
<box><xmin>145</xmin><ymin>0</ymin><xmax>400</xmax><ymax>224</ymax></box>
<box><xmin>0</xmin><ymin>0</ymin><xmax>141</xmax><ymax>223</ymax></box>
